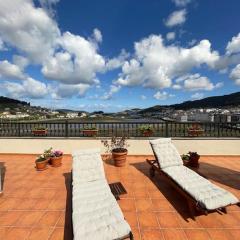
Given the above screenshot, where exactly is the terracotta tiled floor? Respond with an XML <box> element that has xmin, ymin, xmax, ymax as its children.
<box><xmin>0</xmin><ymin>154</ymin><xmax>239</xmax><ymax>240</ymax></box>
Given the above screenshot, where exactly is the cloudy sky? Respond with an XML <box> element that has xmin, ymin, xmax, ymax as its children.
<box><xmin>0</xmin><ymin>0</ymin><xmax>240</xmax><ymax>112</ymax></box>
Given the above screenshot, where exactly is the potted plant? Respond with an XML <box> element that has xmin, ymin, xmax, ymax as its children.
<box><xmin>32</xmin><ymin>126</ymin><xmax>48</xmax><ymax>136</ymax></box>
<box><xmin>187</xmin><ymin>123</ymin><xmax>204</xmax><ymax>137</ymax></box>
<box><xmin>101</xmin><ymin>136</ymin><xmax>129</xmax><ymax>167</ymax></box>
<box><xmin>138</xmin><ymin>125</ymin><xmax>154</xmax><ymax>137</ymax></box>
<box><xmin>35</xmin><ymin>154</ymin><xmax>48</xmax><ymax>171</ymax></box>
<box><xmin>43</xmin><ymin>147</ymin><xmax>53</xmax><ymax>164</ymax></box>
<box><xmin>182</xmin><ymin>152</ymin><xmax>200</xmax><ymax>168</ymax></box>
<box><xmin>81</xmin><ymin>126</ymin><xmax>98</xmax><ymax>137</ymax></box>
<box><xmin>51</xmin><ymin>150</ymin><xmax>63</xmax><ymax>167</ymax></box>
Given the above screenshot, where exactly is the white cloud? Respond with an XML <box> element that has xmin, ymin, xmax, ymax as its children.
<box><xmin>230</xmin><ymin>64</ymin><xmax>240</xmax><ymax>85</ymax></box>
<box><xmin>39</xmin><ymin>0</ymin><xmax>60</xmax><ymax>16</ymax></box>
<box><xmin>188</xmin><ymin>39</ymin><xmax>197</xmax><ymax>47</ymax></box>
<box><xmin>191</xmin><ymin>92</ymin><xmax>204</xmax><ymax>100</ymax></box>
<box><xmin>93</xmin><ymin>28</ymin><xmax>102</xmax><ymax>43</ymax></box>
<box><xmin>42</xmin><ymin>31</ymin><xmax>105</xmax><ymax>85</ymax></box>
<box><xmin>0</xmin><ymin>60</ymin><xmax>25</xmax><ymax>80</ymax></box>
<box><xmin>101</xmin><ymin>85</ymin><xmax>121</xmax><ymax>100</ymax></box>
<box><xmin>172</xmin><ymin>84</ymin><xmax>182</xmax><ymax>89</ymax></box>
<box><xmin>165</xmin><ymin>9</ymin><xmax>187</xmax><ymax>27</ymax></box>
<box><xmin>141</xmin><ymin>95</ymin><xmax>147</xmax><ymax>100</ymax></box>
<box><xmin>182</xmin><ymin>74</ymin><xmax>223</xmax><ymax>91</ymax></box>
<box><xmin>116</xmin><ymin>35</ymin><xmax>219</xmax><ymax>90</ymax></box>
<box><xmin>153</xmin><ymin>91</ymin><xmax>174</xmax><ymax>100</ymax></box>
<box><xmin>52</xmin><ymin>83</ymin><xmax>90</xmax><ymax>99</ymax></box>
<box><xmin>0</xmin><ymin>37</ymin><xmax>5</xmax><ymax>50</ymax></box>
<box><xmin>172</xmin><ymin>0</ymin><xmax>191</xmax><ymax>7</ymax></box>
<box><xmin>166</xmin><ymin>32</ymin><xmax>176</xmax><ymax>41</ymax></box>
<box><xmin>13</xmin><ymin>55</ymin><xmax>29</xmax><ymax>70</ymax></box>
<box><xmin>3</xmin><ymin>77</ymin><xmax>48</xmax><ymax>99</ymax></box>
<box><xmin>106</xmin><ymin>49</ymin><xmax>129</xmax><ymax>70</ymax></box>
<box><xmin>226</xmin><ymin>33</ymin><xmax>240</xmax><ymax>55</ymax></box>
<box><xmin>0</xmin><ymin>0</ymin><xmax>109</xmax><ymax>91</ymax></box>
<box><xmin>0</xmin><ymin>0</ymin><xmax>60</xmax><ymax>63</ymax></box>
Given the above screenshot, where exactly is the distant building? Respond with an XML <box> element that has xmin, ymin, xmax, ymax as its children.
<box><xmin>188</xmin><ymin>113</ymin><xmax>213</xmax><ymax>122</ymax></box>
<box><xmin>66</xmin><ymin>112</ymin><xmax>78</xmax><ymax>118</ymax></box>
<box><xmin>214</xmin><ymin>114</ymin><xmax>231</xmax><ymax>123</ymax></box>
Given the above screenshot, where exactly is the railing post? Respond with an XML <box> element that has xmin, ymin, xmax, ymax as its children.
<box><xmin>217</xmin><ymin>123</ymin><xmax>220</xmax><ymax>138</ymax></box>
<box><xmin>18</xmin><ymin>122</ymin><xmax>21</xmax><ymax>137</ymax></box>
<box><xmin>65</xmin><ymin>120</ymin><xmax>68</xmax><ymax>137</ymax></box>
<box><xmin>165</xmin><ymin>121</ymin><xmax>169</xmax><ymax>137</ymax></box>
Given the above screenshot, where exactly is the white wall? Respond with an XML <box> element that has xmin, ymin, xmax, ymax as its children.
<box><xmin>0</xmin><ymin>138</ymin><xmax>239</xmax><ymax>155</ymax></box>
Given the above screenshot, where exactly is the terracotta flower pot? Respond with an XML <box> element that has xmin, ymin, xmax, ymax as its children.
<box><xmin>82</xmin><ymin>130</ymin><xmax>98</xmax><ymax>137</ymax></box>
<box><xmin>32</xmin><ymin>130</ymin><xmax>48</xmax><ymax>136</ymax></box>
<box><xmin>189</xmin><ymin>155</ymin><xmax>200</xmax><ymax>168</ymax></box>
<box><xmin>143</xmin><ymin>130</ymin><xmax>153</xmax><ymax>137</ymax></box>
<box><xmin>112</xmin><ymin>150</ymin><xmax>128</xmax><ymax>167</ymax></box>
<box><xmin>35</xmin><ymin>160</ymin><xmax>48</xmax><ymax>171</ymax></box>
<box><xmin>51</xmin><ymin>156</ymin><xmax>62</xmax><ymax>167</ymax></box>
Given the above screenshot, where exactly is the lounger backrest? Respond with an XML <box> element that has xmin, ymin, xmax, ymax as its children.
<box><xmin>150</xmin><ymin>138</ymin><xmax>183</xmax><ymax>169</ymax></box>
<box><xmin>72</xmin><ymin>148</ymin><xmax>105</xmax><ymax>184</ymax></box>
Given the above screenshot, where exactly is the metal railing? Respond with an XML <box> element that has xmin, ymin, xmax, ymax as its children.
<box><xmin>0</xmin><ymin>121</ymin><xmax>239</xmax><ymax>138</ymax></box>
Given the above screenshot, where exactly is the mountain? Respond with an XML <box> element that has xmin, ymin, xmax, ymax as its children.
<box><xmin>140</xmin><ymin>91</ymin><xmax>240</xmax><ymax>113</ymax></box>
<box><xmin>0</xmin><ymin>96</ymin><xmax>30</xmax><ymax>110</ymax></box>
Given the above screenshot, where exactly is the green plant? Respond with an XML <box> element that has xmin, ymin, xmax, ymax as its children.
<box><xmin>188</xmin><ymin>123</ymin><xmax>202</xmax><ymax>130</ymax></box>
<box><xmin>188</xmin><ymin>151</ymin><xmax>200</xmax><ymax>158</ymax></box>
<box><xmin>43</xmin><ymin>147</ymin><xmax>53</xmax><ymax>158</ymax></box>
<box><xmin>33</xmin><ymin>126</ymin><xmax>47</xmax><ymax>131</ymax></box>
<box><xmin>101</xmin><ymin>136</ymin><xmax>130</xmax><ymax>153</ymax></box>
<box><xmin>181</xmin><ymin>154</ymin><xmax>190</xmax><ymax>160</ymax></box>
<box><xmin>181</xmin><ymin>152</ymin><xmax>200</xmax><ymax>160</ymax></box>
<box><xmin>138</xmin><ymin>125</ymin><xmax>154</xmax><ymax>132</ymax></box>
<box><xmin>35</xmin><ymin>154</ymin><xmax>47</xmax><ymax>162</ymax></box>
<box><xmin>82</xmin><ymin>125</ymin><xmax>98</xmax><ymax>130</ymax></box>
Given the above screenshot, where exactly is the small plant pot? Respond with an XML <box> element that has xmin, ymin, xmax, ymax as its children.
<box><xmin>189</xmin><ymin>155</ymin><xmax>200</xmax><ymax>168</ymax></box>
<box><xmin>112</xmin><ymin>150</ymin><xmax>128</xmax><ymax>167</ymax></box>
<box><xmin>82</xmin><ymin>130</ymin><xmax>98</xmax><ymax>137</ymax></box>
<box><xmin>51</xmin><ymin>156</ymin><xmax>62</xmax><ymax>167</ymax></box>
<box><xmin>35</xmin><ymin>160</ymin><xmax>48</xmax><ymax>171</ymax></box>
<box><xmin>32</xmin><ymin>130</ymin><xmax>48</xmax><ymax>136</ymax></box>
<box><xmin>142</xmin><ymin>130</ymin><xmax>153</xmax><ymax>137</ymax></box>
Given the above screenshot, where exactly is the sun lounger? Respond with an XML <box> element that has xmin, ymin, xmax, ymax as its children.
<box><xmin>146</xmin><ymin>138</ymin><xmax>239</xmax><ymax>219</ymax></box>
<box><xmin>72</xmin><ymin>148</ymin><xmax>133</xmax><ymax>240</ymax></box>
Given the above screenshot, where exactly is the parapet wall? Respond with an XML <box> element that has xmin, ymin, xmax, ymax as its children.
<box><xmin>0</xmin><ymin>138</ymin><xmax>239</xmax><ymax>155</ymax></box>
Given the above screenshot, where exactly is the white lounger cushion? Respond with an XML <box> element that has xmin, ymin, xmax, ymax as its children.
<box><xmin>72</xmin><ymin>148</ymin><xmax>105</xmax><ymax>184</ymax></box>
<box><xmin>150</xmin><ymin>138</ymin><xmax>183</xmax><ymax>169</ymax></box>
<box><xmin>72</xmin><ymin>180</ymin><xmax>131</xmax><ymax>240</ymax></box>
<box><xmin>150</xmin><ymin>138</ymin><xmax>239</xmax><ymax>210</ymax></box>
<box><xmin>72</xmin><ymin>148</ymin><xmax>131</xmax><ymax>240</ymax></box>
<box><xmin>163</xmin><ymin>166</ymin><xmax>239</xmax><ymax>210</ymax></box>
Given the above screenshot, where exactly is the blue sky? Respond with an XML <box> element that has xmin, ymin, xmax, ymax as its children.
<box><xmin>0</xmin><ymin>0</ymin><xmax>240</xmax><ymax>112</ymax></box>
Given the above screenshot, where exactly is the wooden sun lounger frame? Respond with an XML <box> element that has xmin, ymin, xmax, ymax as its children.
<box><xmin>146</xmin><ymin>158</ymin><xmax>240</xmax><ymax>220</ymax></box>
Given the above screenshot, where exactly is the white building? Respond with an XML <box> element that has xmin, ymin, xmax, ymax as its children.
<box><xmin>66</xmin><ymin>112</ymin><xmax>78</xmax><ymax>118</ymax></box>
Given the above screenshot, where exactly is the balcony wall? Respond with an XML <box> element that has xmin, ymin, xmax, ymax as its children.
<box><xmin>0</xmin><ymin>138</ymin><xmax>240</xmax><ymax>155</ymax></box>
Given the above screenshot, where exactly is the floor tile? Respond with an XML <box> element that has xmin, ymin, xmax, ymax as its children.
<box><xmin>138</xmin><ymin>212</ymin><xmax>159</xmax><ymax>229</ymax></box>
<box><xmin>184</xmin><ymin>229</ymin><xmax>210</xmax><ymax>240</ymax></box>
<box><xmin>37</xmin><ymin>211</ymin><xmax>62</xmax><ymax>227</ymax></box>
<box><xmin>141</xmin><ymin>229</ymin><xmax>163</xmax><ymax>240</ymax></box>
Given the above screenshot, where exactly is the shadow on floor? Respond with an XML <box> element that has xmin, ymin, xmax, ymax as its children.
<box><xmin>0</xmin><ymin>162</ymin><xmax>6</xmax><ymax>194</ymax></box>
<box><xmin>131</xmin><ymin>161</ymin><xmax>204</xmax><ymax>221</ymax></box>
<box><xmin>63</xmin><ymin>172</ymin><xmax>73</xmax><ymax>240</ymax></box>
<box><xmin>198</xmin><ymin>162</ymin><xmax>240</xmax><ymax>190</ymax></box>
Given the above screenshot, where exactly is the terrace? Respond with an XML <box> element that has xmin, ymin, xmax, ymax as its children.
<box><xmin>0</xmin><ymin>128</ymin><xmax>240</xmax><ymax>239</ymax></box>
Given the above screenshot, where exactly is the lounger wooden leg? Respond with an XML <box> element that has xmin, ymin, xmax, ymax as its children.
<box><xmin>150</xmin><ymin>166</ymin><xmax>155</xmax><ymax>178</ymax></box>
<box><xmin>129</xmin><ymin>231</ymin><xmax>134</xmax><ymax>240</ymax></box>
<box><xmin>187</xmin><ymin>201</ymin><xmax>196</xmax><ymax>220</ymax></box>
<box><xmin>221</xmin><ymin>207</ymin><xmax>227</xmax><ymax>214</ymax></box>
